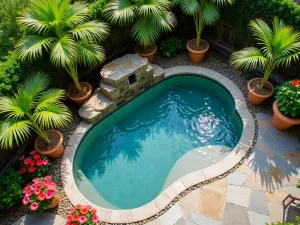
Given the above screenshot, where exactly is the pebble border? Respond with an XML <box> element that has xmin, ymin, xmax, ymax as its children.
<box><xmin>61</xmin><ymin>66</ymin><xmax>255</xmax><ymax>224</ymax></box>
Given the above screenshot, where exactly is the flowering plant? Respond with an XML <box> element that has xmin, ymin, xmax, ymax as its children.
<box><xmin>275</xmin><ymin>79</ymin><xmax>300</xmax><ymax>118</ymax></box>
<box><xmin>66</xmin><ymin>204</ymin><xmax>99</xmax><ymax>225</ymax></box>
<box><xmin>22</xmin><ymin>176</ymin><xmax>58</xmax><ymax>211</ymax></box>
<box><xmin>19</xmin><ymin>151</ymin><xmax>50</xmax><ymax>181</ymax></box>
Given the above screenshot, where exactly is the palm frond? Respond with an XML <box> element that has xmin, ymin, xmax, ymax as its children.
<box><xmin>64</xmin><ymin>0</ymin><xmax>89</xmax><ymax>27</ymax></box>
<box><xmin>35</xmin><ymin>89</ymin><xmax>66</xmax><ymax>112</ymax></box>
<box><xmin>202</xmin><ymin>2</ymin><xmax>220</xmax><ymax>25</ymax></box>
<box><xmin>151</xmin><ymin>11</ymin><xmax>177</xmax><ymax>33</ymax></box>
<box><xmin>15</xmin><ymin>36</ymin><xmax>54</xmax><ymax>62</ymax></box>
<box><xmin>0</xmin><ymin>97</ymin><xmax>26</xmax><ymax>119</ymax></box>
<box><xmin>0</xmin><ymin>120</ymin><xmax>31</xmax><ymax>149</ymax></box>
<box><xmin>275</xmin><ymin>51</ymin><xmax>300</xmax><ymax>67</ymax></box>
<box><xmin>104</xmin><ymin>0</ymin><xmax>136</xmax><ymax>26</ymax></box>
<box><xmin>71</xmin><ymin>21</ymin><xmax>110</xmax><ymax>42</ymax></box>
<box><xmin>33</xmin><ymin>103</ymin><xmax>72</xmax><ymax>130</ymax></box>
<box><xmin>138</xmin><ymin>0</ymin><xmax>171</xmax><ymax>17</ymax></box>
<box><xmin>131</xmin><ymin>18</ymin><xmax>159</xmax><ymax>46</ymax></box>
<box><xmin>178</xmin><ymin>0</ymin><xmax>200</xmax><ymax>15</ymax></box>
<box><xmin>19</xmin><ymin>72</ymin><xmax>50</xmax><ymax>98</ymax></box>
<box><xmin>76</xmin><ymin>40</ymin><xmax>106</xmax><ymax>67</ymax></box>
<box><xmin>230</xmin><ymin>47</ymin><xmax>268</xmax><ymax>71</ymax></box>
<box><xmin>210</xmin><ymin>0</ymin><xmax>235</xmax><ymax>6</ymax></box>
<box><xmin>50</xmin><ymin>35</ymin><xmax>77</xmax><ymax>68</ymax></box>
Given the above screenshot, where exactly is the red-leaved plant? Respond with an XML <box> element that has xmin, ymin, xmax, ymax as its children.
<box><xmin>66</xmin><ymin>204</ymin><xmax>99</xmax><ymax>225</ymax></box>
<box><xmin>22</xmin><ymin>176</ymin><xmax>58</xmax><ymax>211</ymax></box>
<box><xmin>19</xmin><ymin>151</ymin><xmax>50</xmax><ymax>181</ymax></box>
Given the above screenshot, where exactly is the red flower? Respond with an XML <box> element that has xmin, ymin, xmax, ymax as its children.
<box><xmin>43</xmin><ymin>159</ymin><xmax>48</xmax><ymax>165</ymax></box>
<box><xmin>28</xmin><ymin>166</ymin><xmax>36</xmax><ymax>173</ymax></box>
<box><xmin>292</xmin><ymin>80</ymin><xmax>299</xmax><ymax>87</ymax></box>
<box><xmin>33</xmin><ymin>154</ymin><xmax>40</xmax><ymax>160</ymax></box>
<box><xmin>71</xmin><ymin>214</ymin><xmax>79</xmax><ymax>221</ymax></box>
<box><xmin>75</xmin><ymin>204</ymin><xmax>82</xmax><ymax>209</ymax></box>
<box><xmin>29</xmin><ymin>160</ymin><xmax>35</xmax><ymax>166</ymax></box>
<box><xmin>80</xmin><ymin>207</ymin><xmax>88</xmax><ymax>215</ymax></box>
<box><xmin>67</xmin><ymin>215</ymin><xmax>72</xmax><ymax>221</ymax></box>
<box><xmin>37</xmin><ymin>159</ymin><xmax>43</xmax><ymax>166</ymax></box>
<box><xmin>19</xmin><ymin>155</ymin><xmax>25</xmax><ymax>161</ymax></box>
<box><xmin>92</xmin><ymin>208</ymin><xmax>97</xmax><ymax>214</ymax></box>
<box><xmin>24</xmin><ymin>158</ymin><xmax>31</xmax><ymax>165</ymax></box>
<box><xmin>37</xmin><ymin>193</ymin><xmax>45</xmax><ymax>201</ymax></box>
<box><xmin>20</xmin><ymin>168</ymin><xmax>26</xmax><ymax>174</ymax></box>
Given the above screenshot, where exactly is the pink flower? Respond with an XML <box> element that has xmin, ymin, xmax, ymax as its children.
<box><xmin>24</xmin><ymin>158</ymin><xmax>31</xmax><ymax>165</ymax></box>
<box><xmin>45</xmin><ymin>190</ymin><xmax>54</xmax><ymax>199</ymax></box>
<box><xmin>48</xmin><ymin>185</ymin><xmax>55</xmax><ymax>191</ymax></box>
<box><xmin>43</xmin><ymin>159</ymin><xmax>48</xmax><ymax>165</ymax></box>
<box><xmin>34</xmin><ymin>189</ymin><xmax>41</xmax><ymax>196</ymax></box>
<box><xmin>92</xmin><ymin>215</ymin><xmax>99</xmax><ymax>223</ymax></box>
<box><xmin>30</xmin><ymin>184</ymin><xmax>37</xmax><ymax>191</ymax></box>
<box><xmin>28</xmin><ymin>166</ymin><xmax>36</xmax><ymax>173</ymax></box>
<box><xmin>69</xmin><ymin>208</ymin><xmax>75</xmax><ymax>214</ymax></box>
<box><xmin>37</xmin><ymin>181</ymin><xmax>44</xmax><ymax>187</ymax></box>
<box><xmin>19</xmin><ymin>155</ymin><xmax>25</xmax><ymax>161</ymax></box>
<box><xmin>45</xmin><ymin>176</ymin><xmax>52</xmax><ymax>181</ymax></box>
<box><xmin>37</xmin><ymin>159</ymin><xmax>43</xmax><ymax>166</ymax></box>
<box><xmin>25</xmin><ymin>190</ymin><xmax>32</xmax><ymax>197</ymax></box>
<box><xmin>78</xmin><ymin>216</ymin><xmax>86</xmax><ymax>224</ymax></box>
<box><xmin>30</xmin><ymin>150</ymin><xmax>36</xmax><ymax>155</ymax></box>
<box><xmin>33</xmin><ymin>154</ymin><xmax>40</xmax><ymax>160</ymax></box>
<box><xmin>22</xmin><ymin>196</ymin><xmax>29</xmax><ymax>205</ymax></box>
<box><xmin>30</xmin><ymin>202</ymin><xmax>39</xmax><ymax>211</ymax></box>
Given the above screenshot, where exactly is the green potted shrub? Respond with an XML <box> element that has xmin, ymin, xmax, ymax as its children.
<box><xmin>0</xmin><ymin>72</ymin><xmax>72</xmax><ymax>157</ymax></box>
<box><xmin>160</xmin><ymin>37</ymin><xmax>186</xmax><ymax>58</ymax></box>
<box><xmin>16</xmin><ymin>0</ymin><xmax>110</xmax><ymax>105</ymax></box>
<box><xmin>0</xmin><ymin>169</ymin><xmax>24</xmax><ymax>209</ymax></box>
<box><xmin>272</xmin><ymin>79</ymin><xmax>300</xmax><ymax>130</ymax></box>
<box><xmin>231</xmin><ymin>17</ymin><xmax>300</xmax><ymax>105</ymax></box>
<box><xmin>172</xmin><ymin>0</ymin><xmax>234</xmax><ymax>63</ymax></box>
<box><xmin>105</xmin><ymin>0</ymin><xmax>177</xmax><ymax>63</ymax></box>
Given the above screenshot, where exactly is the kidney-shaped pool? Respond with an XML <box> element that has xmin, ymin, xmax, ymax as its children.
<box><xmin>73</xmin><ymin>75</ymin><xmax>243</xmax><ymax>210</ymax></box>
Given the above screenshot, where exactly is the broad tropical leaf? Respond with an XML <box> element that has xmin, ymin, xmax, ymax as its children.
<box><xmin>151</xmin><ymin>11</ymin><xmax>177</xmax><ymax>33</ymax></box>
<box><xmin>132</xmin><ymin>19</ymin><xmax>159</xmax><ymax>46</ymax></box>
<box><xmin>202</xmin><ymin>2</ymin><xmax>219</xmax><ymax>25</ymax></box>
<box><xmin>105</xmin><ymin>0</ymin><xmax>136</xmax><ymax>26</ymax></box>
<box><xmin>71</xmin><ymin>21</ymin><xmax>110</xmax><ymax>42</ymax></box>
<box><xmin>76</xmin><ymin>40</ymin><xmax>106</xmax><ymax>67</ymax></box>
<box><xmin>35</xmin><ymin>89</ymin><xmax>67</xmax><ymax>112</ymax></box>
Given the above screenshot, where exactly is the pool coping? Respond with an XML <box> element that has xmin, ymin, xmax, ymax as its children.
<box><xmin>61</xmin><ymin>66</ymin><xmax>255</xmax><ymax>224</ymax></box>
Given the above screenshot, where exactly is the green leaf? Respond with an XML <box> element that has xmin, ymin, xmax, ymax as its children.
<box><xmin>202</xmin><ymin>2</ymin><xmax>220</xmax><ymax>25</ymax></box>
<box><xmin>131</xmin><ymin>18</ymin><xmax>159</xmax><ymax>46</ymax></box>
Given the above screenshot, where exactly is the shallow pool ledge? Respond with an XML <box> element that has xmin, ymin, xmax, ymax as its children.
<box><xmin>61</xmin><ymin>65</ymin><xmax>255</xmax><ymax>224</ymax></box>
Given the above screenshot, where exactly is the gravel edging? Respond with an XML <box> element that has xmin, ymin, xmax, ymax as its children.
<box><xmin>1</xmin><ymin>50</ymin><xmax>299</xmax><ymax>225</ymax></box>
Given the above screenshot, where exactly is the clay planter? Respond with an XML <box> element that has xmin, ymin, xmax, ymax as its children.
<box><xmin>272</xmin><ymin>101</ymin><xmax>300</xmax><ymax>130</ymax></box>
<box><xmin>35</xmin><ymin>130</ymin><xmax>64</xmax><ymax>158</ymax></box>
<box><xmin>135</xmin><ymin>45</ymin><xmax>157</xmax><ymax>63</ymax></box>
<box><xmin>67</xmin><ymin>82</ymin><xmax>92</xmax><ymax>105</ymax></box>
<box><xmin>48</xmin><ymin>195</ymin><xmax>61</xmax><ymax>209</ymax></box>
<box><xmin>186</xmin><ymin>39</ymin><xmax>209</xmax><ymax>64</ymax></box>
<box><xmin>247</xmin><ymin>78</ymin><xmax>274</xmax><ymax>105</ymax></box>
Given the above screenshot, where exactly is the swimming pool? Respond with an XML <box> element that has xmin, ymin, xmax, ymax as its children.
<box><xmin>73</xmin><ymin>75</ymin><xmax>243</xmax><ymax>210</ymax></box>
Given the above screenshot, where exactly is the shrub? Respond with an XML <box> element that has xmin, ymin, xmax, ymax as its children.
<box><xmin>66</xmin><ymin>204</ymin><xmax>99</xmax><ymax>225</ymax></box>
<box><xmin>19</xmin><ymin>151</ymin><xmax>50</xmax><ymax>181</ymax></box>
<box><xmin>89</xmin><ymin>0</ymin><xmax>110</xmax><ymax>20</ymax></box>
<box><xmin>22</xmin><ymin>176</ymin><xmax>58</xmax><ymax>211</ymax></box>
<box><xmin>275</xmin><ymin>79</ymin><xmax>300</xmax><ymax>118</ymax></box>
<box><xmin>0</xmin><ymin>168</ymin><xmax>24</xmax><ymax>209</ymax></box>
<box><xmin>266</xmin><ymin>216</ymin><xmax>300</xmax><ymax>225</ymax></box>
<box><xmin>0</xmin><ymin>51</ymin><xmax>28</xmax><ymax>97</ymax></box>
<box><xmin>160</xmin><ymin>37</ymin><xmax>186</xmax><ymax>58</ymax></box>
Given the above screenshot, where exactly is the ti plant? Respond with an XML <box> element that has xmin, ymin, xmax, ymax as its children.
<box><xmin>0</xmin><ymin>72</ymin><xmax>72</xmax><ymax>149</ymax></box>
<box><xmin>231</xmin><ymin>17</ymin><xmax>300</xmax><ymax>89</ymax></box>
<box><xmin>105</xmin><ymin>0</ymin><xmax>177</xmax><ymax>48</ymax></box>
<box><xmin>172</xmin><ymin>0</ymin><xmax>234</xmax><ymax>46</ymax></box>
<box><xmin>15</xmin><ymin>0</ymin><xmax>110</xmax><ymax>92</ymax></box>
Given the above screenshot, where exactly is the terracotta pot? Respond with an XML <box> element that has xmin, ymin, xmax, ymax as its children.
<box><xmin>48</xmin><ymin>195</ymin><xmax>61</xmax><ymax>209</ymax></box>
<box><xmin>186</xmin><ymin>39</ymin><xmax>209</xmax><ymax>64</ymax></box>
<box><xmin>272</xmin><ymin>101</ymin><xmax>300</xmax><ymax>130</ymax></box>
<box><xmin>247</xmin><ymin>78</ymin><xmax>274</xmax><ymax>105</ymax></box>
<box><xmin>67</xmin><ymin>82</ymin><xmax>92</xmax><ymax>105</ymax></box>
<box><xmin>35</xmin><ymin>130</ymin><xmax>64</xmax><ymax>158</ymax></box>
<box><xmin>135</xmin><ymin>45</ymin><xmax>157</xmax><ymax>63</ymax></box>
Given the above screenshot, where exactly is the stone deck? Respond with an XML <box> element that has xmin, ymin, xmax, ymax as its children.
<box><xmin>146</xmin><ymin>113</ymin><xmax>300</xmax><ymax>225</ymax></box>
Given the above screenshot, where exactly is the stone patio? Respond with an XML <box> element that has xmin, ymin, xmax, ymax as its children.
<box><xmin>145</xmin><ymin>113</ymin><xmax>300</xmax><ymax>225</ymax></box>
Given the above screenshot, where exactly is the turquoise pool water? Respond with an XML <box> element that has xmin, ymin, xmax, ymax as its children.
<box><xmin>73</xmin><ymin>75</ymin><xmax>243</xmax><ymax>210</ymax></box>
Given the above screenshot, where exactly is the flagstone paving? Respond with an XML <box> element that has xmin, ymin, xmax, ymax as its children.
<box><xmin>146</xmin><ymin>113</ymin><xmax>300</xmax><ymax>225</ymax></box>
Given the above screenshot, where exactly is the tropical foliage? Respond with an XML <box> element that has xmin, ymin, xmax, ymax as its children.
<box><xmin>266</xmin><ymin>216</ymin><xmax>300</xmax><ymax>225</ymax></box>
<box><xmin>275</xmin><ymin>79</ymin><xmax>300</xmax><ymax>118</ymax></box>
<box><xmin>231</xmin><ymin>17</ymin><xmax>300</xmax><ymax>89</ymax></box>
<box><xmin>0</xmin><ymin>72</ymin><xmax>72</xmax><ymax>149</ymax></box>
<box><xmin>0</xmin><ymin>168</ymin><xmax>24</xmax><ymax>209</ymax></box>
<box><xmin>160</xmin><ymin>37</ymin><xmax>186</xmax><ymax>57</ymax></box>
<box><xmin>89</xmin><ymin>0</ymin><xmax>110</xmax><ymax>20</ymax></box>
<box><xmin>16</xmin><ymin>0</ymin><xmax>110</xmax><ymax>92</ymax></box>
<box><xmin>105</xmin><ymin>0</ymin><xmax>177</xmax><ymax>48</ymax></box>
<box><xmin>172</xmin><ymin>0</ymin><xmax>234</xmax><ymax>46</ymax></box>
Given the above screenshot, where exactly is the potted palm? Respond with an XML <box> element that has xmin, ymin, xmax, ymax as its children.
<box><xmin>172</xmin><ymin>0</ymin><xmax>234</xmax><ymax>63</ymax></box>
<box><xmin>272</xmin><ymin>80</ymin><xmax>300</xmax><ymax>130</ymax></box>
<box><xmin>231</xmin><ymin>17</ymin><xmax>300</xmax><ymax>105</ymax></box>
<box><xmin>0</xmin><ymin>72</ymin><xmax>72</xmax><ymax>158</ymax></box>
<box><xmin>105</xmin><ymin>0</ymin><xmax>177</xmax><ymax>63</ymax></box>
<box><xmin>16</xmin><ymin>0</ymin><xmax>110</xmax><ymax>105</ymax></box>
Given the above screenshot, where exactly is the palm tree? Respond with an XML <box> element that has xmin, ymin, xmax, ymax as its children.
<box><xmin>0</xmin><ymin>72</ymin><xmax>72</xmax><ymax>149</ymax></box>
<box><xmin>105</xmin><ymin>0</ymin><xmax>177</xmax><ymax>48</ymax></box>
<box><xmin>172</xmin><ymin>0</ymin><xmax>234</xmax><ymax>47</ymax></box>
<box><xmin>15</xmin><ymin>0</ymin><xmax>110</xmax><ymax>92</ymax></box>
<box><xmin>231</xmin><ymin>17</ymin><xmax>300</xmax><ymax>89</ymax></box>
